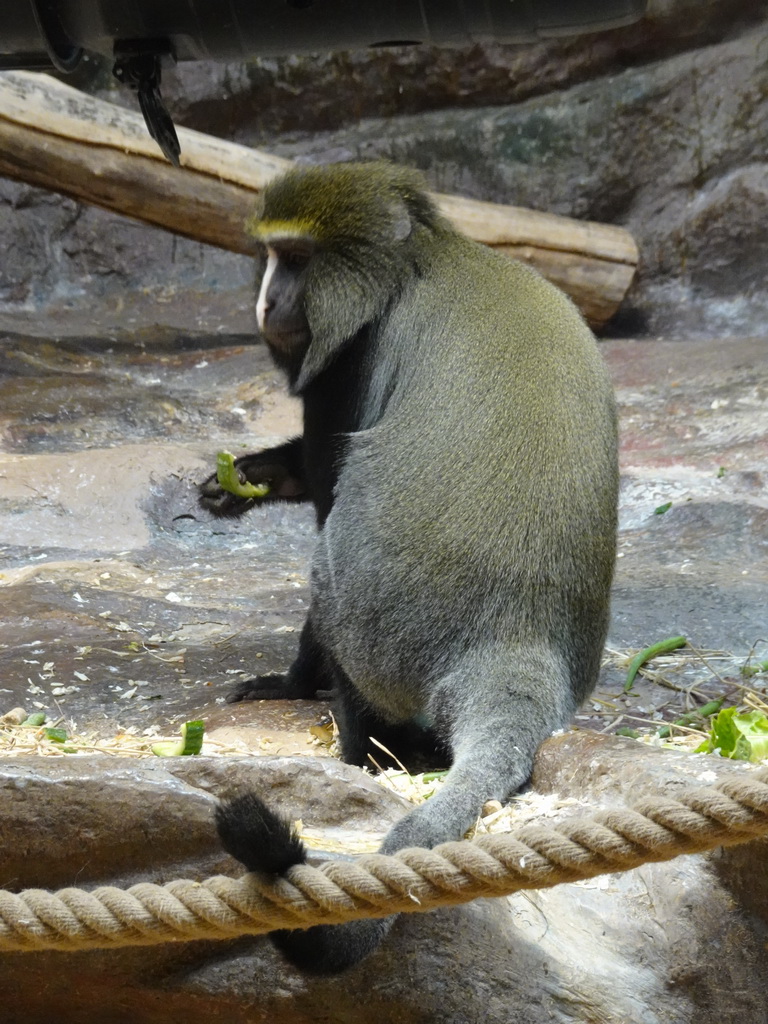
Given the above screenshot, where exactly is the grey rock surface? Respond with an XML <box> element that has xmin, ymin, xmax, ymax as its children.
<box><xmin>1</xmin><ymin>0</ymin><xmax>767</xmax><ymax>337</ymax></box>
<box><xmin>1</xmin><ymin>739</ymin><xmax>766</xmax><ymax>1024</ymax></box>
<box><xmin>1</xmin><ymin>327</ymin><xmax>766</xmax><ymax>731</ymax></box>
<box><xmin>265</xmin><ymin>27</ymin><xmax>768</xmax><ymax>339</ymax></box>
<box><xmin>1</xmin><ymin>330</ymin><xmax>766</xmax><ymax>741</ymax></box>
<box><xmin>0</xmin><ymin>755</ymin><xmax>409</xmax><ymax>889</ymax></box>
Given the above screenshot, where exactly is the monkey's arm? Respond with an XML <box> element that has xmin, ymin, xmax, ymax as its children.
<box><xmin>199</xmin><ymin>436</ymin><xmax>306</xmax><ymax>517</ymax></box>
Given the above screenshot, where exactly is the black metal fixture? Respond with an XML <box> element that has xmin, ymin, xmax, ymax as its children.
<box><xmin>113</xmin><ymin>42</ymin><xmax>181</xmax><ymax>166</ymax></box>
<box><xmin>1</xmin><ymin>0</ymin><xmax>647</xmax><ymax>162</ymax></box>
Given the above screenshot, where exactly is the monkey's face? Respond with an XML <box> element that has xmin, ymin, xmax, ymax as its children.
<box><xmin>256</xmin><ymin>242</ymin><xmax>313</xmax><ymax>355</ymax></box>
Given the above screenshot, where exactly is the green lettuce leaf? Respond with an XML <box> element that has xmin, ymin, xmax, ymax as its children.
<box><xmin>696</xmin><ymin>707</ymin><xmax>768</xmax><ymax>762</ymax></box>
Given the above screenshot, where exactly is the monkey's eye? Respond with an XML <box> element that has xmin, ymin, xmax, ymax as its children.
<box><xmin>282</xmin><ymin>251</ymin><xmax>311</xmax><ymax>271</ymax></box>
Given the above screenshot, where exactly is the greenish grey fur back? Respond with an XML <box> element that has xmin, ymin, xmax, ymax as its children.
<box><xmin>254</xmin><ymin>162</ymin><xmax>618</xmax><ymax>720</ymax></box>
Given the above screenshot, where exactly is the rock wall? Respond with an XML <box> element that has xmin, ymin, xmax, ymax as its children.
<box><xmin>0</xmin><ymin>0</ymin><xmax>766</xmax><ymax>338</ymax></box>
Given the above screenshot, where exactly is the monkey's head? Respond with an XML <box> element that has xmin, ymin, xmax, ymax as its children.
<box><xmin>248</xmin><ymin>162</ymin><xmax>447</xmax><ymax>389</ymax></box>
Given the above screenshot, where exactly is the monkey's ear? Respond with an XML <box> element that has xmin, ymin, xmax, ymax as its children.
<box><xmin>385</xmin><ymin>200</ymin><xmax>412</xmax><ymax>243</ymax></box>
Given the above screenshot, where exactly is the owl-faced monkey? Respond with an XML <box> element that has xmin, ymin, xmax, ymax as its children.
<box><xmin>204</xmin><ymin>162</ymin><xmax>619</xmax><ymax>974</ymax></box>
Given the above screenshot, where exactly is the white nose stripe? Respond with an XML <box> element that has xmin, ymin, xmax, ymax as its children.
<box><xmin>256</xmin><ymin>251</ymin><xmax>279</xmax><ymax>331</ymax></box>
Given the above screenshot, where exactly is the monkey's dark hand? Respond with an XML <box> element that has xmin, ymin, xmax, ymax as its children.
<box><xmin>199</xmin><ymin>439</ymin><xmax>306</xmax><ymax>518</ymax></box>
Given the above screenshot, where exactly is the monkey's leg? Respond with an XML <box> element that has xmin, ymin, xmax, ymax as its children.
<box><xmin>199</xmin><ymin>436</ymin><xmax>306</xmax><ymax>517</ymax></box>
<box><xmin>331</xmin><ymin>670</ymin><xmax>395</xmax><ymax>767</ymax></box>
<box><xmin>225</xmin><ymin>616</ymin><xmax>333</xmax><ymax>703</ymax></box>
<box><xmin>332</xmin><ymin>672</ymin><xmax>448</xmax><ymax>771</ymax></box>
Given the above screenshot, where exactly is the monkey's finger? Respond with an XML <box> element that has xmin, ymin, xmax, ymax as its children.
<box><xmin>198</xmin><ymin>484</ymin><xmax>257</xmax><ymax>518</ymax></box>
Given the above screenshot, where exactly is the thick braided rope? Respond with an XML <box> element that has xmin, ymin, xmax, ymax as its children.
<box><xmin>2</xmin><ymin>768</ymin><xmax>767</xmax><ymax>953</ymax></box>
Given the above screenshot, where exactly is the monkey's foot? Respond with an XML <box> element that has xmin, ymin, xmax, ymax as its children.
<box><xmin>225</xmin><ymin>673</ymin><xmax>332</xmax><ymax>703</ymax></box>
<box><xmin>226</xmin><ymin>673</ymin><xmax>293</xmax><ymax>702</ymax></box>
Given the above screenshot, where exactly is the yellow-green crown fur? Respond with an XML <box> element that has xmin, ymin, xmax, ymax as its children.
<box><xmin>248</xmin><ymin>162</ymin><xmax>444</xmax><ymax>246</ymax></box>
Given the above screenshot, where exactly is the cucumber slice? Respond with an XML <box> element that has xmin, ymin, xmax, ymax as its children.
<box><xmin>216</xmin><ymin>451</ymin><xmax>270</xmax><ymax>499</ymax></box>
<box><xmin>152</xmin><ymin>720</ymin><xmax>205</xmax><ymax>757</ymax></box>
<box><xmin>21</xmin><ymin>713</ymin><xmax>47</xmax><ymax>727</ymax></box>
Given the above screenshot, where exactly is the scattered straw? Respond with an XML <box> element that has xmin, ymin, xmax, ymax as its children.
<box><xmin>0</xmin><ymin>718</ymin><xmax>255</xmax><ymax>759</ymax></box>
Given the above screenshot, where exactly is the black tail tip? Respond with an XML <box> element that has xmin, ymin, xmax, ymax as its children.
<box><xmin>215</xmin><ymin>791</ymin><xmax>306</xmax><ymax>875</ymax></box>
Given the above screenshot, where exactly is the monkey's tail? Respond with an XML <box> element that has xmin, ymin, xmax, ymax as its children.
<box><xmin>216</xmin><ymin>792</ymin><xmax>394</xmax><ymax>974</ymax></box>
<box><xmin>215</xmin><ymin>791</ymin><xmax>307</xmax><ymax>875</ymax></box>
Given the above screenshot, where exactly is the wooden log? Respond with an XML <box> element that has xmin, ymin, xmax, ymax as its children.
<box><xmin>0</xmin><ymin>71</ymin><xmax>638</xmax><ymax>326</ymax></box>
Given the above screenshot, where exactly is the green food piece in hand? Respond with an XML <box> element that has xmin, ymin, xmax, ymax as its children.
<box><xmin>654</xmin><ymin>502</ymin><xmax>672</xmax><ymax>515</ymax></box>
<box><xmin>152</xmin><ymin>720</ymin><xmax>205</xmax><ymax>757</ymax></box>
<box><xmin>695</xmin><ymin>707</ymin><xmax>768</xmax><ymax>762</ymax></box>
<box><xmin>624</xmin><ymin>635</ymin><xmax>687</xmax><ymax>692</ymax></box>
<box><xmin>216</xmin><ymin>451</ymin><xmax>270</xmax><ymax>499</ymax></box>
<box><xmin>615</xmin><ymin>727</ymin><xmax>640</xmax><ymax>738</ymax></box>
<box><xmin>44</xmin><ymin>727</ymin><xmax>68</xmax><ymax>743</ymax></box>
<box><xmin>21</xmin><ymin>713</ymin><xmax>46</xmax><ymax>727</ymax></box>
